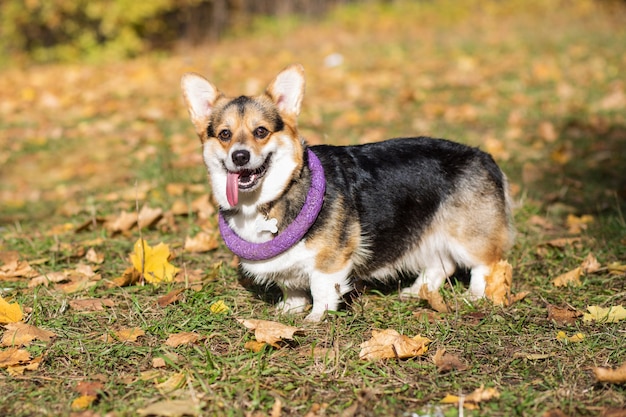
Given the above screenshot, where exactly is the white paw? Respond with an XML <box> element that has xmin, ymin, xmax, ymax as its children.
<box><xmin>304</xmin><ymin>310</ymin><xmax>325</xmax><ymax>322</ymax></box>
<box><xmin>277</xmin><ymin>298</ymin><xmax>308</xmax><ymax>314</ymax></box>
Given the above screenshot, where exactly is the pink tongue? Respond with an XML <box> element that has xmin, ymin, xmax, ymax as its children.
<box><xmin>226</xmin><ymin>172</ymin><xmax>239</xmax><ymax>207</ymax></box>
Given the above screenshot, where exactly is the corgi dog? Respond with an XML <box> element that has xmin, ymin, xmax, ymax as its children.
<box><xmin>181</xmin><ymin>64</ymin><xmax>515</xmax><ymax>322</ymax></box>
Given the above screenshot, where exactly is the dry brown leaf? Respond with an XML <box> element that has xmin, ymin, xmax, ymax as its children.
<box><xmin>107</xmin><ymin>266</ymin><xmax>142</xmax><ymax>288</ymax></box>
<box><xmin>85</xmin><ymin>248</ymin><xmax>105</xmax><ymax>264</ymax></box>
<box><xmin>137</xmin><ymin>205</ymin><xmax>163</xmax><ymax>229</ymax></box>
<box><xmin>581</xmin><ymin>252</ymin><xmax>601</xmax><ymax>274</ymax></box>
<box><xmin>359</xmin><ymin>329</ymin><xmax>431</xmax><ymax>360</ymax></box>
<box><xmin>153</xmin><ymin>358</ymin><xmax>166</xmax><ymax>368</ymax></box>
<box><xmin>545</xmin><ymin>237</ymin><xmax>583</xmax><ymax>248</ymax></box>
<box><xmin>1</xmin><ymin>322</ymin><xmax>56</xmax><ymax>347</ymax></box>
<box><xmin>547</xmin><ymin>305</ymin><xmax>582</xmax><ymax>325</ymax></box>
<box><xmin>238</xmin><ymin>319</ymin><xmax>303</xmax><ymax>348</ymax></box>
<box><xmin>552</xmin><ymin>267</ymin><xmax>582</xmax><ymax>287</ymax></box>
<box><xmin>184</xmin><ymin>231</ymin><xmax>219</xmax><ymax>253</ymax></box>
<box><xmin>157</xmin><ymin>288</ymin><xmax>184</xmax><ymax>307</ymax></box>
<box><xmin>440</xmin><ymin>385</ymin><xmax>500</xmax><ymax>409</ymax></box>
<box><xmin>0</xmin><ymin>256</ymin><xmax>38</xmax><ymax>280</ymax></box>
<box><xmin>101</xmin><ymin>327</ymin><xmax>145</xmax><ymax>343</ymax></box>
<box><xmin>0</xmin><ymin>347</ymin><xmax>30</xmax><ymax>368</ymax></box>
<box><xmin>432</xmin><ymin>348</ymin><xmax>468</xmax><ymax>373</ymax></box>
<box><xmin>75</xmin><ymin>380</ymin><xmax>103</xmax><ymax>397</ymax></box>
<box><xmin>417</xmin><ymin>286</ymin><xmax>449</xmax><ymax>313</ymax></box>
<box><xmin>58</xmin><ymin>276</ymin><xmax>98</xmax><ymax>294</ymax></box>
<box><xmin>7</xmin><ymin>354</ymin><xmax>43</xmax><ymax>376</ymax></box>
<box><xmin>104</xmin><ymin>211</ymin><xmax>137</xmax><ymax>234</ymax></box>
<box><xmin>485</xmin><ymin>260</ymin><xmax>513</xmax><ymax>306</ymax></box>
<box><xmin>28</xmin><ymin>271</ymin><xmax>67</xmax><ymax>288</ymax></box>
<box><xmin>593</xmin><ymin>362</ymin><xmax>626</xmax><ymax>384</ymax></box>
<box><xmin>137</xmin><ymin>399</ymin><xmax>204</xmax><ymax>417</ymax></box>
<box><xmin>165</xmin><ymin>332</ymin><xmax>204</xmax><ymax>348</ymax></box>
<box><xmin>155</xmin><ymin>372</ymin><xmax>186</xmax><ymax>393</ymax></box>
<box><xmin>69</xmin><ymin>298</ymin><xmax>115</xmax><ymax>312</ymax></box>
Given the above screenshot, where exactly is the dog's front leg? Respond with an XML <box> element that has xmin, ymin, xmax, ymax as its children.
<box><xmin>277</xmin><ymin>288</ymin><xmax>310</xmax><ymax>314</ymax></box>
<box><xmin>305</xmin><ymin>266</ymin><xmax>352</xmax><ymax>322</ymax></box>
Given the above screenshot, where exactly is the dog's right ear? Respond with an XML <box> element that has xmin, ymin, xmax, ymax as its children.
<box><xmin>181</xmin><ymin>73</ymin><xmax>221</xmax><ymax>137</ymax></box>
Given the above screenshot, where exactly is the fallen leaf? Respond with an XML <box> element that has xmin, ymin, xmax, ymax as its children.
<box><xmin>85</xmin><ymin>248</ymin><xmax>105</xmax><ymax>264</ymax></box>
<box><xmin>75</xmin><ymin>380</ymin><xmax>104</xmax><ymax>396</ymax></box>
<box><xmin>485</xmin><ymin>260</ymin><xmax>513</xmax><ymax>306</ymax></box>
<box><xmin>607</xmin><ymin>262</ymin><xmax>626</xmax><ymax>275</ymax></box>
<box><xmin>244</xmin><ymin>340</ymin><xmax>268</xmax><ymax>352</ymax></box>
<box><xmin>0</xmin><ymin>256</ymin><xmax>37</xmax><ymax>280</ymax></box>
<box><xmin>547</xmin><ymin>305</ymin><xmax>582</xmax><ymax>325</ymax></box>
<box><xmin>130</xmin><ymin>238</ymin><xmax>180</xmax><ymax>284</ymax></box>
<box><xmin>209</xmin><ymin>300</ymin><xmax>229</xmax><ymax>314</ymax></box>
<box><xmin>165</xmin><ymin>332</ymin><xmax>204</xmax><ymax>348</ymax></box>
<box><xmin>6</xmin><ymin>354</ymin><xmax>43</xmax><ymax>376</ymax></box>
<box><xmin>71</xmin><ymin>395</ymin><xmax>97</xmax><ymax>411</ymax></box>
<box><xmin>69</xmin><ymin>298</ymin><xmax>115</xmax><ymax>312</ymax></box>
<box><xmin>137</xmin><ymin>399</ymin><xmax>204</xmax><ymax>417</ymax></box>
<box><xmin>101</xmin><ymin>327</ymin><xmax>145</xmax><ymax>343</ymax></box>
<box><xmin>545</xmin><ymin>237</ymin><xmax>583</xmax><ymax>248</ymax></box>
<box><xmin>155</xmin><ymin>372</ymin><xmax>186</xmax><ymax>393</ymax></box>
<box><xmin>238</xmin><ymin>319</ymin><xmax>303</xmax><ymax>348</ymax></box>
<box><xmin>552</xmin><ymin>267</ymin><xmax>582</xmax><ymax>287</ymax></box>
<box><xmin>566</xmin><ymin>214</ymin><xmax>594</xmax><ymax>234</ymax></box>
<box><xmin>593</xmin><ymin>362</ymin><xmax>626</xmax><ymax>384</ymax></box>
<box><xmin>137</xmin><ymin>205</ymin><xmax>163</xmax><ymax>229</ymax></box>
<box><xmin>581</xmin><ymin>252</ymin><xmax>601</xmax><ymax>274</ymax></box>
<box><xmin>0</xmin><ymin>347</ymin><xmax>30</xmax><ymax>368</ymax></box>
<box><xmin>359</xmin><ymin>329</ymin><xmax>431</xmax><ymax>360</ymax></box>
<box><xmin>28</xmin><ymin>271</ymin><xmax>67</xmax><ymax>288</ymax></box>
<box><xmin>513</xmin><ymin>352</ymin><xmax>555</xmax><ymax>360</ymax></box>
<box><xmin>440</xmin><ymin>385</ymin><xmax>500</xmax><ymax>409</ymax></box>
<box><xmin>583</xmin><ymin>305</ymin><xmax>626</xmax><ymax>323</ymax></box>
<box><xmin>0</xmin><ymin>296</ymin><xmax>23</xmax><ymax>323</ymax></box>
<box><xmin>104</xmin><ymin>211</ymin><xmax>137</xmax><ymax>234</ymax></box>
<box><xmin>153</xmin><ymin>358</ymin><xmax>166</xmax><ymax>368</ymax></box>
<box><xmin>157</xmin><ymin>288</ymin><xmax>184</xmax><ymax>307</ymax></box>
<box><xmin>417</xmin><ymin>286</ymin><xmax>449</xmax><ymax>313</ymax></box>
<box><xmin>184</xmin><ymin>231</ymin><xmax>219</xmax><ymax>253</ymax></box>
<box><xmin>107</xmin><ymin>266</ymin><xmax>141</xmax><ymax>288</ymax></box>
<box><xmin>432</xmin><ymin>348</ymin><xmax>468</xmax><ymax>373</ymax></box>
<box><xmin>1</xmin><ymin>322</ymin><xmax>56</xmax><ymax>347</ymax></box>
<box><xmin>556</xmin><ymin>331</ymin><xmax>585</xmax><ymax>343</ymax></box>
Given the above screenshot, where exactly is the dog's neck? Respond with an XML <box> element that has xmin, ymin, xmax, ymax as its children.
<box><xmin>218</xmin><ymin>148</ymin><xmax>325</xmax><ymax>261</ymax></box>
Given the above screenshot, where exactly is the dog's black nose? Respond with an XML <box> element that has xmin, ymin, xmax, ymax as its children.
<box><xmin>231</xmin><ymin>150</ymin><xmax>250</xmax><ymax>167</ymax></box>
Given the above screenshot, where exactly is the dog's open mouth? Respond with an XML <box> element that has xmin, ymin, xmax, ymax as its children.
<box><xmin>225</xmin><ymin>154</ymin><xmax>271</xmax><ymax>206</ymax></box>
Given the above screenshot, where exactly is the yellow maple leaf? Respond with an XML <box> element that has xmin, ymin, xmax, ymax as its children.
<box><xmin>130</xmin><ymin>239</ymin><xmax>179</xmax><ymax>284</ymax></box>
<box><xmin>583</xmin><ymin>305</ymin><xmax>626</xmax><ymax>323</ymax></box>
<box><xmin>556</xmin><ymin>331</ymin><xmax>585</xmax><ymax>343</ymax></box>
<box><xmin>0</xmin><ymin>296</ymin><xmax>23</xmax><ymax>324</ymax></box>
<box><xmin>71</xmin><ymin>395</ymin><xmax>97</xmax><ymax>411</ymax></box>
<box><xmin>209</xmin><ymin>300</ymin><xmax>229</xmax><ymax>314</ymax></box>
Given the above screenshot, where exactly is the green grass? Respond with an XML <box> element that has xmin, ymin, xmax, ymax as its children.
<box><xmin>1</xmin><ymin>1</ymin><xmax>626</xmax><ymax>416</ymax></box>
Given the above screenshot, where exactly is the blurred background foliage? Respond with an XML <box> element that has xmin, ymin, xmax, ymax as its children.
<box><xmin>0</xmin><ymin>0</ymin><xmax>353</xmax><ymax>64</ymax></box>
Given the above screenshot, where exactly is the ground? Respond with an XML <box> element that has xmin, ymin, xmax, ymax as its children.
<box><xmin>0</xmin><ymin>1</ymin><xmax>625</xmax><ymax>416</ymax></box>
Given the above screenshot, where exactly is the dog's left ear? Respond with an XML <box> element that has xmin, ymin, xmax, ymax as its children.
<box><xmin>266</xmin><ymin>64</ymin><xmax>305</xmax><ymax>117</ymax></box>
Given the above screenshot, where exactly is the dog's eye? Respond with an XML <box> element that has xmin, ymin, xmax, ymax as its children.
<box><xmin>218</xmin><ymin>129</ymin><xmax>232</xmax><ymax>141</ymax></box>
<box><xmin>253</xmin><ymin>127</ymin><xmax>269</xmax><ymax>139</ymax></box>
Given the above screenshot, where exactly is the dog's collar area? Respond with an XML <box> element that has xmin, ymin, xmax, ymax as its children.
<box><xmin>218</xmin><ymin>148</ymin><xmax>326</xmax><ymax>261</ymax></box>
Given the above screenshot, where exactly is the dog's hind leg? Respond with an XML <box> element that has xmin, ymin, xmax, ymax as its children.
<box><xmin>400</xmin><ymin>256</ymin><xmax>456</xmax><ymax>298</ymax></box>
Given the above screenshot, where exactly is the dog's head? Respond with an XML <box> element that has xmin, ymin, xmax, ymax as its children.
<box><xmin>181</xmin><ymin>65</ymin><xmax>306</xmax><ymax>210</ymax></box>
